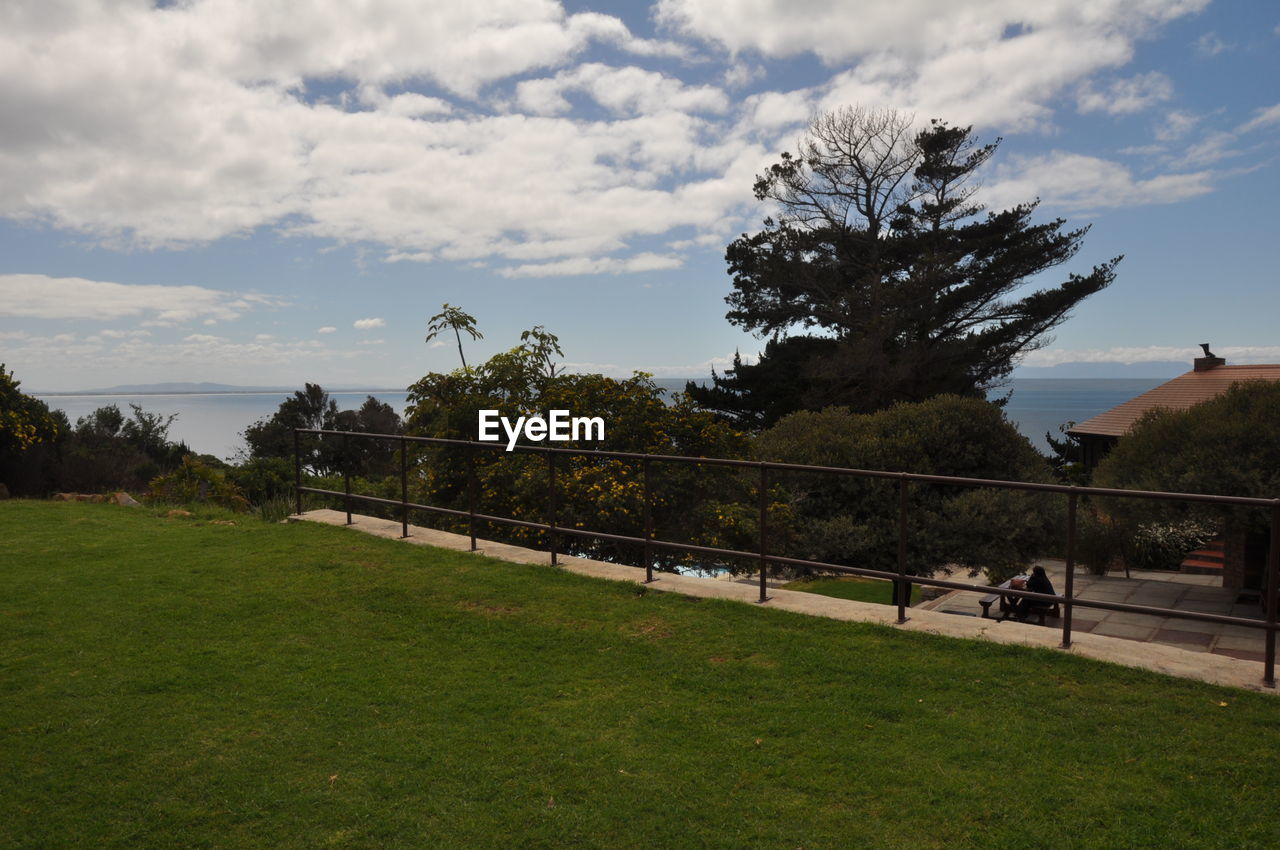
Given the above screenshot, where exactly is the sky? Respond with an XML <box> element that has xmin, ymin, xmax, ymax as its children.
<box><xmin>2</xmin><ymin>0</ymin><xmax>1278</xmax><ymax>392</ymax></box>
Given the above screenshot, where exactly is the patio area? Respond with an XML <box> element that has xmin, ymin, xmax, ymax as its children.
<box><xmin>918</xmin><ymin>561</ymin><xmax>1270</xmax><ymax>663</ymax></box>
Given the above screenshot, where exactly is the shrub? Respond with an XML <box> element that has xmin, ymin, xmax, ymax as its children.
<box><xmin>1121</xmin><ymin>520</ymin><xmax>1216</xmax><ymax>573</ymax></box>
<box><xmin>148</xmin><ymin>457</ymin><xmax>250</xmax><ymax>513</ymax></box>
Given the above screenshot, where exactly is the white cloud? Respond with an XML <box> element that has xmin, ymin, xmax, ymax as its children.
<box><xmin>354</xmin><ymin>317</ymin><xmax>386</xmax><ymax>329</ymax></box>
<box><xmin>985</xmin><ymin>151</ymin><xmax>1214</xmax><ymax>211</ymax></box>
<box><xmin>0</xmin><ymin>0</ymin><xmax>1238</xmax><ymax>276</ymax></box>
<box><xmin>659</xmin><ymin>0</ymin><xmax>1209</xmax><ymax>130</ymax></box>
<box><xmin>1155</xmin><ymin>110</ymin><xmax>1200</xmax><ymax>141</ymax></box>
<box><xmin>1238</xmin><ymin>103</ymin><xmax>1280</xmax><ymax>134</ymax></box>
<box><xmin>1076</xmin><ymin>72</ymin><xmax>1173</xmax><ymax>115</ymax></box>
<box><xmin>515</xmin><ymin>64</ymin><xmax>729</xmax><ymax>117</ymax></box>
<box><xmin>0</xmin><ymin>274</ymin><xmax>279</xmax><ymax>325</ymax></box>
<box><xmin>317</xmin><ymin>326</ymin><xmax>337</xmax><ymax>334</ymax></box>
<box><xmin>499</xmin><ymin>252</ymin><xmax>685</xmax><ymax>278</ymax></box>
<box><xmin>1194</xmin><ymin>31</ymin><xmax>1229</xmax><ymax>56</ymax></box>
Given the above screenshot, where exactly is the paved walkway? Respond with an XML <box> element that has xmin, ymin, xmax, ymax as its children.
<box><xmin>919</xmin><ymin>562</ymin><xmax>1269</xmax><ymax>664</ymax></box>
<box><xmin>290</xmin><ymin>510</ymin><xmax>1277</xmax><ymax>694</ymax></box>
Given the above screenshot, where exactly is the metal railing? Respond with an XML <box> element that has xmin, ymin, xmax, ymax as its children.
<box><xmin>294</xmin><ymin>428</ymin><xmax>1280</xmax><ymax>687</ymax></box>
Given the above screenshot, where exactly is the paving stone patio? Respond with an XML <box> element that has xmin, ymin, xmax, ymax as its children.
<box><xmin>918</xmin><ymin>560</ymin><xmax>1271</xmax><ymax>662</ymax></box>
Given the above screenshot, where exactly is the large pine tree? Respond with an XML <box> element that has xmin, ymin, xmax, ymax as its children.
<box><xmin>689</xmin><ymin>107</ymin><xmax>1120</xmax><ymax>427</ymax></box>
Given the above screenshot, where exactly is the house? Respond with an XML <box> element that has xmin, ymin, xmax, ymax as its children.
<box><xmin>1069</xmin><ymin>346</ymin><xmax>1280</xmax><ymax>592</ymax></box>
<box><xmin>1068</xmin><ymin>346</ymin><xmax>1280</xmax><ymax>468</ymax></box>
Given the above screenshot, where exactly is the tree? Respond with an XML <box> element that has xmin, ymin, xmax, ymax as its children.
<box><xmin>241</xmin><ymin>384</ymin><xmax>403</xmax><ymax>478</ymax></box>
<box><xmin>404</xmin><ymin>324</ymin><xmax>749</xmax><ymax>567</ymax></box>
<box><xmin>1</xmin><ymin>364</ymin><xmax>60</xmax><ymax>493</ymax></box>
<box><xmin>750</xmin><ymin>396</ymin><xmax>1061</xmax><ymax>581</ymax></box>
<box><xmin>688</xmin><ymin>106</ymin><xmax>1121</xmax><ymax>427</ymax></box>
<box><xmin>425</xmin><ymin>303</ymin><xmax>483</xmax><ymax>371</ymax></box>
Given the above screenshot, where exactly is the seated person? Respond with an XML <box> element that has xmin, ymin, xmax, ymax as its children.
<box><xmin>1009</xmin><ymin>565</ymin><xmax>1056</xmax><ymax>620</ymax></box>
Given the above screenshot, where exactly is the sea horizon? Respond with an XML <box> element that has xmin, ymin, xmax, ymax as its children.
<box><xmin>34</xmin><ymin>377</ymin><xmax>1165</xmax><ymax>461</ymax></box>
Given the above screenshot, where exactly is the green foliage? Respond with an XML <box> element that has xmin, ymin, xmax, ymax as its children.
<box><xmin>1074</xmin><ymin>508</ymin><xmax>1127</xmax><ymax>576</ymax></box>
<box><xmin>689</xmin><ymin>108</ymin><xmax>1119</xmax><ymax>427</ymax></box>
<box><xmin>752</xmin><ymin>396</ymin><xmax>1060</xmax><ymax>579</ymax></box>
<box><xmin>1121</xmin><ymin>520</ymin><xmax>1216</xmax><ymax>573</ymax></box>
<box><xmin>0</xmin><ymin>363</ymin><xmax>59</xmax><ymax>456</ymax></box>
<box><xmin>404</xmin><ymin>325</ymin><xmax>748</xmax><ymax>567</ymax></box>
<box><xmin>1093</xmin><ymin>380</ymin><xmax>1280</xmax><ymax>535</ymax></box>
<box><xmin>425</xmin><ymin>302</ymin><xmax>484</xmax><ymax>370</ymax></box>
<box><xmin>147</xmin><ymin>455</ymin><xmax>250</xmax><ymax>512</ymax></box>
<box><xmin>227</xmin><ymin>455</ymin><xmax>294</xmax><ymax>504</ymax></box>
<box><xmin>241</xmin><ymin>384</ymin><xmax>403</xmax><ymax>478</ymax></box>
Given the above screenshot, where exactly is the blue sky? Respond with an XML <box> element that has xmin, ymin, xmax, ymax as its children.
<box><xmin>2</xmin><ymin>0</ymin><xmax>1277</xmax><ymax>391</ymax></box>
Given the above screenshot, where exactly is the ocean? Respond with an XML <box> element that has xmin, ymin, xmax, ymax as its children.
<box><xmin>34</xmin><ymin>378</ymin><xmax>1164</xmax><ymax>461</ymax></box>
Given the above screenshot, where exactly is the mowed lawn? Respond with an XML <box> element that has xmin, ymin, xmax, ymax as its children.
<box><xmin>3</xmin><ymin>501</ymin><xmax>1278</xmax><ymax>849</ymax></box>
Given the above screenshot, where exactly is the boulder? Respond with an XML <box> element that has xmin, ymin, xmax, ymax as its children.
<box><xmin>166</xmin><ymin>509</ymin><xmax>194</xmax><ymax>518</ymax></box>
<box><xmin>0</xmin><ymin>482</ymin><xmax>9</xmax><ymax>499</ymax></box>
<box><xmin>110</xmin><ymin>492</ymin><xmax>141</xmax><ymax>507</ymax></box>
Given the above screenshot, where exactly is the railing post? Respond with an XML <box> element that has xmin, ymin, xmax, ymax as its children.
<box><xmin>548</xmin><ymin>451</ymin><xmax>558</xmax><ymax>567</ymax></box>
<box><xmin>343</xmin><ymin>431</ymin><xmax>352</xmax><ymax>525</ymax></box>
<box><xmin>1061</xmin><ymin>490</ymin><xmax>1077</xmax><ymax>648</ymax></box>
<box><xmin>643</xmin><ymin>457</ymin><xmax>654</xmax><ymax>583</ymax></box>
<box><xmin>399</xmin><ymin>436</ymin><xmax>409</xmax><ymax>539</ymax></box>
<box><xmin>896</xmin><ymin>475</ymin><xmax>910</xmax><ymax>624</ymax></box>
<box><xmin>1266</xmin><ymin>501</ymin><xmax>1279</xmax><ymax>687</ymax></box>
<box><xmin>467</xmin><ymin>445</ymin><xmax>477</xmax><ymax>551</ymax></box>
<box><xmin>293</xmin><ymin>429</ymin><xmax>302</xmax><ymax>516</ymax></box>
<box><xmin>757</xmin><ymin>463</ymin><xmax>769</xmax><ymax>604</ymax></box>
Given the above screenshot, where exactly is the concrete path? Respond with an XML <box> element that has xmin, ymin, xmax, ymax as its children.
<box><xmin>290</xmin><ymin>510</ymin><xmax>1277</xmax><ymax>695</ymax></box>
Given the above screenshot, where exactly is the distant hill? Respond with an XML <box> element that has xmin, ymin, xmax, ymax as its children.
<box><xmin>1011</xmin><ymin>361</ymin><xmax>1190</xmax><ymax>379</ymax></box>
<box><xmin>43</xmin><ymin>382</ymin><xmax>401</xmax><ymax>396</ymax></box>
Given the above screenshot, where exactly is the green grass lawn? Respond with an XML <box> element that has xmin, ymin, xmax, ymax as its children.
<box><xmin>3</xmin><ymin>500</ymin><xmax>1279</xmax><ymax>849</ymax></box>
<box><xmin>782</xmin><ymin>575</ymin><xmax>923</xmax><ymax>605</ymax></box>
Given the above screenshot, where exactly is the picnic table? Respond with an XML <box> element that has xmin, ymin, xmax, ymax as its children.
<box><xmin>979</xmin><ymin>575</ymin><xmax>1061</xmax><ymax>625</ymax></box>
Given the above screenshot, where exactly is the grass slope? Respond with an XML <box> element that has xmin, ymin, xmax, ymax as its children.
<box><xmin>2</xmin><ymin>500</ymin><xmax>1278</xmax><ymax>849</ymax></box>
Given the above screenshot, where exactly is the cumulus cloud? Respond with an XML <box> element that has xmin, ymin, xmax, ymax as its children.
<box><xmin>353</xmin><ymin>317</ymin><xmax>386</xmax><ymax>329</ymax></box>
<box><xmin>0</xmin><ymin>0</ymin><xmax>1244</xmax><ymax>277</ymax></box>
<box><xmin>1076</xmin><ymin>72</ymin><xmax>1173</xmax><ymax>115</ymax></box>
<box><xmin>499</xmin><ymin>252</ymin><xmax>685</xmax><ymax>278</ymax></box>
<box><xmin>984</xmin><ymin>152</ymin><xmax>1214</xmax><ymax>211</ymax></box>
<box><xmin>515</xmin><ymin>63</ymin><xmax>729</xmax><ymax>116</ymax></box>
<box><xmin>659</xmin><ymin>0</ymin><xmax>1210</xmax><ymax>130</ymax></box>
<box><xmin>0</xmin><ymin>274</ymin><xmax>279</xmax><ymax>325</ymax></box>
<box><xmin>317</xmin><ymin>326</ymin><xmax>337</xmax><ymax>334</ymax></box>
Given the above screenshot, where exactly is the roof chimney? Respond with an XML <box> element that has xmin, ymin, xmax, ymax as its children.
<box><xmin>1194</xmin><ymin>343</ymin><xmax>1226</xmax><ymax>372</ymax></box>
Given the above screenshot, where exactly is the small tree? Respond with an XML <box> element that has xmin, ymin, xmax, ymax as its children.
<box><xmin>0</xmin><ymin>364</ymin><xmax>59</xmax><ymax>457</ymax></box>
<box><xmin>425</xmin><ymin>303</ymin><xmax>483</xmax><ymax>371</ymax></box>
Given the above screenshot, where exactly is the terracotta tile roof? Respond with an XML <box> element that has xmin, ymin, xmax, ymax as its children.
<box><xmin>1068</xmin><ymin>365</ymin><xmax>1280</xmax><ymax>438</ymax></box>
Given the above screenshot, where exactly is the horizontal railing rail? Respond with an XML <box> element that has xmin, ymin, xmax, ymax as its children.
<box><xmin>293</xmin><ymin>428</ymin><xmax>1280</xmax><ymax>686</ymax></box>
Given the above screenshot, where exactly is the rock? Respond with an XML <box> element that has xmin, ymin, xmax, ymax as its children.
<box><xmin>54</xmin><ymin>492</ymin><xmax>77</xmax><ymax>501</ymax></box>
<box><xmin>166</xmin><ymin>509</ymin><xmax>194</xmax><ymax>518</ymax></box>
<box><xmin>110</xmin><ymin>492</ymin><xmax>141</xmax><ymax>507</ymax></box>
<box><xmin>0</xmin><ymin>482</ymin><xmax>9</xmax><ymax>499</ymax></box>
